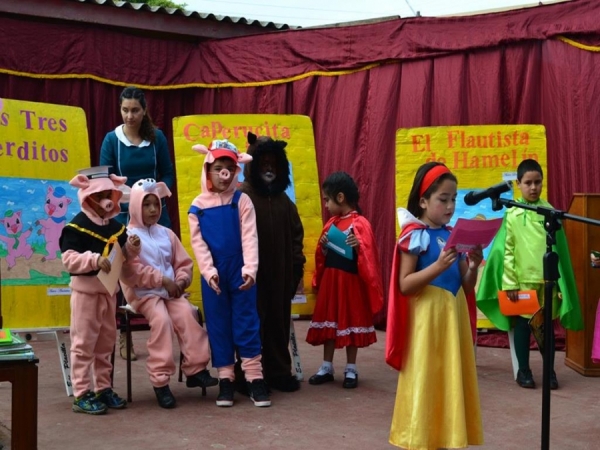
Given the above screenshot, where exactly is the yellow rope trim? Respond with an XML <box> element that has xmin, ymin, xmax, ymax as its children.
<box><xmin>0</xmin><ymin>62</ymin><xmax>381</xmax><ymax>90</ymax></box>
<box><xmin>556</xmin><ymin>35</ymin><xmax>600</xmax><ymax>52</ymax></box>
<box><xmin>66</xmin><ymin>223</ymin><xmax>125</xmax><ymax>256</ymax></box>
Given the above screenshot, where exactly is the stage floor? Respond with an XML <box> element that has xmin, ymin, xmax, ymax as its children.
<box><xmin>1</xmin><ymin>320</ymin><xmax>598</xmax><ymax>449</ymax></box>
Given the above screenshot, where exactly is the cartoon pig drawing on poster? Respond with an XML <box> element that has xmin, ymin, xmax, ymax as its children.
<box><xmin>36</xmin><ymin>185</ymin><xmax>72</xmax><ymax>261</ymax></box>
<box><xmin>0</xmin><ymin>210</ymin><xmax>34</xmax><ymax>270</ymax></box>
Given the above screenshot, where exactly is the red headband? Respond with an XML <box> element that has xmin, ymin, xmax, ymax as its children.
<box><xmin>419</xmin><ymin>165</ymin><xmax>451</xmax><ymax>197</ymax></box>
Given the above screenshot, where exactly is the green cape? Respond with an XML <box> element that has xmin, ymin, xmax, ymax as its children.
<box><xmin>476</xmin><ymin>211</ymin><xmax>583</xmax><ymax>332</ymax></box>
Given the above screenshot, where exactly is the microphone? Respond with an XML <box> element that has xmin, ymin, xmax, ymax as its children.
<box><xmin>464</xmin><ymin>181</ymin><xmax>512</xmax><ymax>206</ymax></box>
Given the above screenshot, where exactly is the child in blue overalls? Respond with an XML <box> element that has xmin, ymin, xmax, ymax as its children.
<box><xmin>188</xmin><ymin>139</ymin><xmax>271</xmax><ymax>408</ymax></box>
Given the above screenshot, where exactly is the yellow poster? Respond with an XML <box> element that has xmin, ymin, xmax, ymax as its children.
<box><xmin>172</xmin><ymin>114</ymin><xmax>321</xmax><ymax>316</ymax></box>
<box><xmin>0</xmin><ymin>97</ymin><xmax>90</xmax><ymax>329</ymax></box>
<box><xmin>396</xmin><ymin>125</ymin><xmax>547</xmax><ymax>328</ymax></box>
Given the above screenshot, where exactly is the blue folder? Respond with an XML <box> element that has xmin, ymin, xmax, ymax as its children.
<box><xmin>325</xmin><ymin>224</ymin><xmax>354</xmax><ymax>260</ymax></box>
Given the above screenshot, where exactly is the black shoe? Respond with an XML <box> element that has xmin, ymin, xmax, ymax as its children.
<box><xmin>308</xmin><ymin>372</ymin><xmax>334</xmax><ymax>385</ymax></box>
<box><xmin>516</xmin><ymin>369</ymin><xmax>536</xmax><ymax>389</ymax></box>
<box><xmin>342</xmin><ymin>373</ymin><xmax>358</xmax><ymax>389</ymax></box>
<box><xmin>248</xmin><ymin>379</ymin><xmax>271</xmax><ymax>407</ymax></box>
<box><xmin>153</xmin><ymin>385</ymin><xmax>176</xmax><ymax>409</ymax></box>
<box><xmin>216</xmin><ymin>379</ymin><xmax>235</xmax><ymax>407</ymax></box>
<box><xmin>550</xmin><ymin>371</ymin><xmax>559</xmax><ymax>390</ymax></box>
<box><xmin>186</xmin><ymin>369</ymin><xmax>218</xmax><ymax>388</ymax></box>
<box><xmin>266</xmin><ymin>375</ymin><xmax>300</xmax><ymax>392</ymax></box>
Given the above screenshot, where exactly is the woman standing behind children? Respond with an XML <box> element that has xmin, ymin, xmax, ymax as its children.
<box><xmin>100</xmin><ymin>86</ymin><xmax>175</xmax><ymax>361</ymax></box>
<box><xmin>306</xmin><ymin>171</ymin><xmax>383</xmax><ymax>389</ymax></box>
<box><xmin>120</xmin><ymin>179</ymin><xmax>218</xmax><ymax>409</ymax></box>
<box><xmin>188</xmin><ymin>140</ymin><xmax>271</xmax><ymax>408</ymax></box>
<box><xmin>386</xmin><ymin>162</ymin><xmax>483</xmax><ymax>449</ymax></box>
<box><xmin>100</xmin><ymin>86</ymin><xmax>175</xmax><ymax>227</ymax></box>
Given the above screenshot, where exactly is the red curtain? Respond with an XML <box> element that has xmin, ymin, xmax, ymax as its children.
<box><xmin>2</xmin><ymin>0</ymin><xmax>600</xmax><ymax>326</ymax></box>
<box><xmin>3</xmin><ymin>0</ymin><xmax>600</xmax><ymax>85</ymax></box>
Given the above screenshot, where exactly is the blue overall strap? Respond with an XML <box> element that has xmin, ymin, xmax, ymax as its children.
<box><xmin>231</xmin><ymin>190</ymin><xmax>242</xmax><ymax>208</ymax></box>
<box><xmin>188</xmin><ymin>205</ymin><xmax>203</xmax><ymax>217</ymax></box>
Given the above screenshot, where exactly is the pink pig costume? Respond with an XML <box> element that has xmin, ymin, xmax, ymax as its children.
<box><xmin>59</xmin><ymin>167</ymin><xmax>138</xmax><ymax>399</ymax></box>
<box><xmin>120</xmin><ymin>179</ymin><xmax>215</xmax><ymax>390</ymax></box>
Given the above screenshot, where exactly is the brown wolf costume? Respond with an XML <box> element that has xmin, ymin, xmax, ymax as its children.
<box><xmin>237</xmin><ymin>132</ymin><xmax>306</xmax><ymax>392</ymax></box>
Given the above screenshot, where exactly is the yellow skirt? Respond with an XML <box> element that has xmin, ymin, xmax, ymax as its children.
<box><xmin>389</xmin><ymin>286</ymin><xmax>483</xmax><ymax>449</ymax></box>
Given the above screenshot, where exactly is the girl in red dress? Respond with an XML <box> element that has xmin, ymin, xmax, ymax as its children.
<box><xmin>306</xmin><ymin>172</ymin><xmax>384</xmax><ymax>388</ymax></box>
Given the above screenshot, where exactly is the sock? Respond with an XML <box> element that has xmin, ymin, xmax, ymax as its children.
<box><xmin>345</xmin><ymin>364</ymin><xmax>357</xmax><ymax>379</ymax></box>
<box><xmin>316</xmin><ymin>361</ymin><xmax>333</xmax><ymax>375</ymax></box>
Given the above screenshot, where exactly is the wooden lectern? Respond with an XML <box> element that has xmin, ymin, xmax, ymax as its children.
<box><xmin>563</xmin><ymin>194</ymin><xmax>600</xmax><ymax>376</ymax></box>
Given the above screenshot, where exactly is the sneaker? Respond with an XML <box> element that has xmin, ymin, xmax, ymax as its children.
<box><xmin>153</xmin><ymin>385</ymin><xmax>176</xmax><ymax>409</ymax></box>
<box><xmin>96</xmin><ymin>388</ymin><xmax>127</xmax><ymax>409</ymax></box>
<box><xmin>216</xmin><ymin>379</ymin><xmax>235</xmax><ymax>407</ymax></box>
<box><xmin>186</xmin><ymin>369</ymin><xmax>219</xmax><ymax>389</ymax></box>
<box><xmin>516</xmin><ymin>369</ymin><xmax>536</xmax><ymax>389</ymax></box>
<box><xmin>72</xmin><ymin>391</ymin><xmax>108</xmax><ymax>415</ymax></box>
<box><xmin>248</xmin><ymin>379</ymin><xmax>272</xmax><ymax>407</ymax></box>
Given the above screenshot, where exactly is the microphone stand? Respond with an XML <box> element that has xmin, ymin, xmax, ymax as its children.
<box><xmin>489</xmin><ymin>195</ymin><xmax>600</xmax><ymax>450</ymax></box>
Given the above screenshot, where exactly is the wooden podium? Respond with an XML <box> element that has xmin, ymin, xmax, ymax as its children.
<box><xmin>563</xmin><ymin>194</ymin><xmax>600</xmax><ymax>376</ymax></box>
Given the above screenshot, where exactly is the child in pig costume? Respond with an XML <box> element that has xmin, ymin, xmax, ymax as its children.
<box><xmin>188</xmin><ymin>140</ymin><xmax>271</xmax><ymax>408</ymax></box>
<box><xmin>119</xmin><ymin>178</ymin><xmax>218</xmax><ymax>409</ymax></box>
<box><xmin>59</xmin><ymin>166</ymin><xmax>140</xmax><ymax>415</ymax></box>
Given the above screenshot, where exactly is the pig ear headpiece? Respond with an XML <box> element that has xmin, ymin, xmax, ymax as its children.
<box><xmin>118</xmin><ymin>185</ymin><xmax>132</xmax><ymax>203</ymax></box>
<box><xmin>131</xmin><ymin>178</ymin><xmax>171</xmax><ymax>200</ymax></box>
<box><xmin>69</xmin><ymin>165</ymin><xmax>127</xmax><ymax>190</ymax></box>
<box><xmin>192</xmin><ymin>139</ymin><xmax>252</xmax><ymax>164</ymax></box>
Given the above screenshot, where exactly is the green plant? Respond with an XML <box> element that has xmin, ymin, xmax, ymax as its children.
<box><xmin>135</xmin><ymin>0</ymin><xmax>188</xmax><ymax>9</ymax></box>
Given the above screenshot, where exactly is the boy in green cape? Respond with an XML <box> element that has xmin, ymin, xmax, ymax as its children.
<box><xmin>477</xmin><ymin>159</ymin><xmax>583</xmax><ymax>389</ymax></box>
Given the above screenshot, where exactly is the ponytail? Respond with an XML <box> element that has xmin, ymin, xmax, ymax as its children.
<box><xmin>139</xmin><ymin>112</ymin><xmax>156</xmax><ymax>143</ymax></box>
